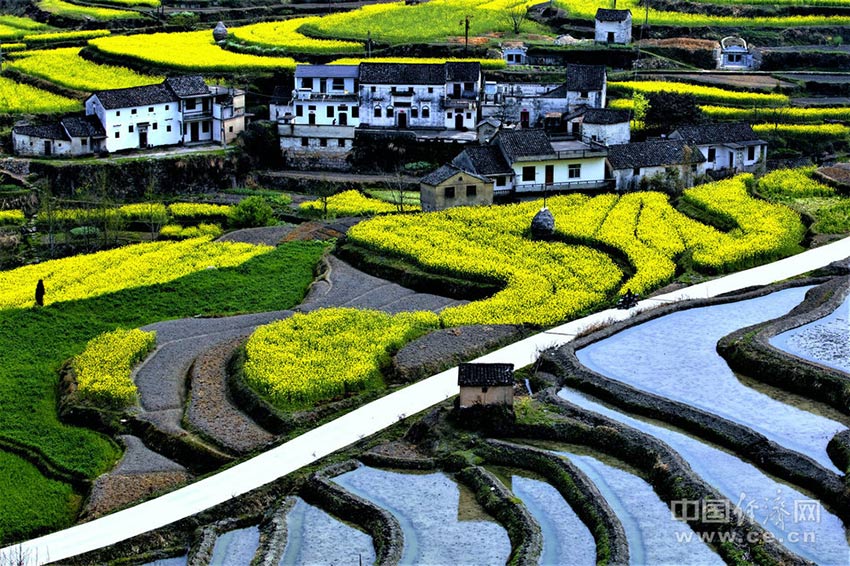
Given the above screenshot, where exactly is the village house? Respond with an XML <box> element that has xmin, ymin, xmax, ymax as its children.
<box><xmin>715</xmin><ymin>36</ymin><xmax>758</xmax><ymax>70</ymax></box>
<box><xmin>358</xmin><ymin>61</ymin><xmax>482</xmax><ymax>131</ymax></box>
<box><xmin>607</xmin><ymin>139</ymin><xmax>707</xmax><ymax>191</ymax></box>
<box><xmin>85</xmin><ymin>76</ymin><xmax>245</xmax><ymax>153</ymax></box>
<box><xmin>669</xmin><ymin>123</ymin><xmax>766</xmax><ymax>174</ymax></box>
<box><xmin>275</xmin><ymin>65</ymin><xmax>360</xmax><ymax>169</ymax></box>
<box><xmin>500</xmin><ymin>42</ymin><xmax>528</xmax><ymax>65</ymax></box>
<box><xmin>564</xmin><ymin>64</ymin><xmax>607</xmax><ymax>110</ymax></box>
<box><xmin>594</xmin><ymin>9</ymin><xmax>632</xmax><ymax>44</ymax></box>
<box><xmin>419</xmin><ymin>165</ymin><xmax>492</xmax><ymax>211</ymax></box>
<box><xmin>12</xmin><ymin>116</ymin><xmax>106</xmax><ymax>157</ymax></box>
<box><xmin>457</xmin><ymin>363</ymin><xmax>515</xmax><ymax>409</ymax></box>
<box><xmin>441</xmin><ymin>129</ymin><xmax>612</xmax><ymax>201</ymax></box>
<box><xmin>572</xmin><ymin>107</ymin><xmax>631</xmax><ymax>146</ymax></box>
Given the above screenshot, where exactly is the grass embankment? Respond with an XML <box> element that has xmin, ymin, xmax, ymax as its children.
<box><xmin>0</xmin><ymin>240</ymin><xmax>326</xmax><ymax>544</ymax></box>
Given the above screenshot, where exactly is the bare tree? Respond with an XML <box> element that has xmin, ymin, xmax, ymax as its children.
<box><xmin>504</xmin><ymin>5</ymin><xmax>528</xmax><ymax>34</ymax></box>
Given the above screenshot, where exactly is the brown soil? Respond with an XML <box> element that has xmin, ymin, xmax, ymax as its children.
<box><xmin>82</xmin><ymin>471</ymin><xmax>191</xmax><ymax>521</ymax></box>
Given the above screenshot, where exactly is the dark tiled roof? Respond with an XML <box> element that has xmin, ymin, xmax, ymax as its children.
<box><xmin>496</xmin><ymin>129</ymin><xmax>555</xmax><ymax>162</ymax></box>
<box><xmin>445</xmin><ymin>61</ymin><xmax>481</xmax><ymax>82</ymax></box>
<box><xmin>670</xmin><ymin>122</ymin><xmax>759</xmax><ymax>145</ymax></box>
<box><xmin>164</xmin><ymin>75</ymin><xmax>208</xmax><ymax>97</ymax></box>
<box><xmin>566</xmin><ymin>64</ymin><xmax>606</xmax><ymax>92</ymax></box>
<box><xmin>420</xmin><ymin>164</ymin><xmax>487</xmax><ymax>186</ymax></box>
<box><xmin>421</xmin><ymin>164</ymin><xmax>460</xmax><ymax>186</ymax></box>
<box><xmin>13</xmin><ymin>123</ymin><xmax>69</xmax><ymax>141</ymax></box>
<box><xmin>540</xmin><ymin>83</ymin><xmax>568</xmax><ymax>99</ymax></box>
<box><xmin>296</xmin><ymin>64</ymin><xmax>358</xmax><ymax>78</ymax></box>
<box><xmin>92</xmin><ymin>83</ymin><xmax>176</xmax><ymax>110</ymax></box>
<box><xmin>360</xmin><ymin>63</ymin><xmax>445</xmax><ymax>85</ymax></box>
<box><xmin>607</xmin><ymin>140</ymin><xmax>706</xmax><ymax>170</ymax></box>
<box><xmin>454</xmin><ymin>146</ymin><xmax>512</xmax><ymax>176</ymax></box>
<box><xmin>458</xmin><ymin>363</ymin><xmax>515</xmax><ymax>387</ymax></box>
<box><xmin>61</xmin><ymin>115</ymin><xmax>106</xmax><ymax>138</ymax></box>
<box><xmin>595</xmin><ymin>8</ymin><xmax>631</xmax><ymax>21</ymax></box>
<box><xmin>583</xmin><ymin>108</ymin><xmax>631</xmax><ymax>125</ymax></box>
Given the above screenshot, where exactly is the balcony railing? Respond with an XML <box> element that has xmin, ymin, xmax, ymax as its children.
<box><xmin>514</xmin><ymin>179</ymin><xmax>614</xmax><ymax>193</ymax></box>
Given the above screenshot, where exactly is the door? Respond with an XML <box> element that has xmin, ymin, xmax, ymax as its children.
<box><xmin>139</xmin><ymin>130</ymin><xmax>148</xmax><ymax>148</ymax></box>
<box><xmin>729</xmin><ymin>151</ymin><xmax>734</xmax><ymax>169</ymax></box>
<box><xmin>545</xmin><ymin>164</ymin><xmax>554</xmax><ymax>185</ymax></box>
<box><xmin>520</xmin><ymin>110</ymin><xmax>530</xmax><ymax>128</ymax></box>
<box><xmin>607</xmin><ymin>31</ymin><xmax>615</xmax><ymax>43</ymax></box>
<box><xmin>190</xmin><ymin>122</ymin><xmax>199</xmax><ymax>142</ymax></box>
<box><xmin>398</xmin><ymin>111</ymin><xmax>407</xmax><ymax>129</ymax></box>
<box><xmin>308</xmin><ymin>113</ymin><xmax>316</xmax><ymax>125</ymax></box>
<box><xmin>44</xmin><ymin>140</ymin><xmax>52</xmax><ymax>156</ymax></box>
<box><xmin>339</xmin><ymin>112</ymin><xmax>348</xmax><ymax>126</ymax></box>
<box><xmin>452</xmin><ymin>84</ymin><xmax>461</xmax><ymax>98</ymax></box>
<box><xmin>454</xmin><ymin>114</ymin><xmax>464</xmax><ymax>130</ymax></box>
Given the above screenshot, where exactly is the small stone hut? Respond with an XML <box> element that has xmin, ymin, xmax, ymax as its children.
<box><xmin>457</xmin><ymin>363</ymin><xmax>515</xmax><ymax>408</ymax></box>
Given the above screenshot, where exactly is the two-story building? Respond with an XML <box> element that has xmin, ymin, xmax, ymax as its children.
<box><xmin>443</xmin><ymin>129</ymin><xmax>611</xmax><ymax>200</ymax></box>
<box><xmin>669</xmin><ymin>123</ymin><xmax>766</xmax><ymax>174</ymax></box>
<box><xmin>358</xmin><ymin>61</ymin><xmax>482</xmax><ymax>131</ymax></box>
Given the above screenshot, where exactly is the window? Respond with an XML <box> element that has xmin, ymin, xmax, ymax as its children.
<box><xmin>386</xmin><ymin>106</ymin><xmax>394</xmax><ymax>118</ymax></box>
<box><xmin>301</xmin><ymin>137</ymin><xmax>309</xmax><ymax>146</ymax></box>
<box><xmin>116</xmin><ymin>111</ymin><xmax>121</xmax><ymax>117</ymax></box>
<box><xmin>115</xmin><ymin>131</ymin><xmax>120</xmax><ymax>138</ymax></box>
<box><xmin>707</xmin><ymin>147</ymin><xmax>716</xmax><ymax>162</ymax></box>
<box><xmin>153</xmin><ymin>122</ymin><xmax>158</xmax><ymax>130</ymax></box>
<box><xmin>338</xmin><ymin>139</ymin><xmax>345</xmax><ymax>148</ymax></box>
<box><xmin>166</xmin><ymin>125</ymin><xmax>172</xmax><ymax>132</ymax></box>
<box><xmin>319</xmin><ymin>138</ymin><xmax>327</xmax><ymax>147</ymax></box>
<box><xmin>308</xmin><ymin>105</ymin><xmax>316</xmax><ymax>112</ymax></box>
<box><xmin>303</xmin><ymin>78</ymin><xmax>314</xmax><ymax>89</ymax></box>
<box><xmin>633</xmin><ymin>167</ymin><xmax>640</xmax><ymax>176</ymax></box>
<box><xmin>352</xmin><ymin>106</ymin><xmax>359</xmax><ymax>118</ymax></box>
<box><xmin>326</xmin><ymin>106</ymin><xmax>334</xmax><ymax>118</ymax></box>
<box><xmin>81</xmin><ymin>138</ymin><xmax>88</xmax><ymax>147</ymax></box>
<box><xmin>374</xmin><ymin>106</ymin><xmax>382</xmax><ymax>118</ymax></box>
<box><xmin>422</xmin><ymin>106</ymin><xmax>430</xmax><ymax>119</ymax></box>
<box><xmin>445</xmin><ymin>186</ymin><xmax>455</xmax><ymax>199</ymax></box>
<box><xmin>148</xmin><ymin>107</ymin><xmax>154</xmax><ymax>112</ymax></box>
<box><xmin>568</xmin><ymin>164</ymin><xmax>581</xmax><ymax>179</ymax></box>
<box><xmin>747</xmin><ymin>145</ymin><xmax>756</xmax><ymax>161</ymax></box>
<box><xmin>496</xmin><ymin>176</ymin><xmax>506</xmax><ymax>187</ymax></box>
<box><xmin>371</xmin><ymin>86</ymin><xmax>376</xmax><ymax>93</ymax></box>
<box><xmin>131</xmin><ymin>109</ymin><xmax>137</xmax><ymax>115</ymax></box>
<box><xmin>185</xmin><ymin>99</ymin><xmax>197</xmax><ymax>110</ymax></box>
<box><xmin>202</xmin><ymin>122</ymin><xmax>210</xmax><ymax>133</ymax></box>
<box><xmin>129</xmin><ymin>125</ymin><xmax>134</xmax><ymax>133</ymax></box>
<box><xmin>428</xmin><ymin>87</ymin><xmax>433</xmax><ymax>94</ymax></box>
<box><xmin>165</xmin><ymin>105</ymin><xmax>170</xmax><ymax>111</ymax></box>
<box><xmin>464</xmin><ymin>82</ymin><xmax>473</xmax><ymax>92</ymax></box>
<box><xmin>522</xmin><ymin>166</ymin><xmax>535</xmax><ymax>182</ymax></box>
<box><xmin>296</xmin><ymin>105</ymin><xmax>304</xmax><ymax>117</ymax></box>
<box><xmin>466</xmin><ymin>185</ymin><xmax>477</xmax><ymax>197</ymax></box>
<box><xmin>466</xmin><ymin>112</ymin><xmax>471</xmax><ymax>119</ymax></box>
<box><xmin>411</xmin><ymin>108</ymin><xmax>419</xmax><ymax>119</ymax></box>
<box><xmin>580</xmin><ymin>91</ymin><xmax>588</xmax><ymax>98</ymax></box>
<box><xmin>229</xmin><ymin>126</ymin><xmax>233</xmax><ymax>133</ymax></box>
<box><xmin>332</xmin><ymin>78</ymin><xmax>345</xmax><ymax>90</ymax></box>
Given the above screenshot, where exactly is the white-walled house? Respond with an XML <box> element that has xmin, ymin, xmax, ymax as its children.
<box><xmin>12</xmin><ymin>116</ymin><xmax>106</xmax><ymax>157</ymax></box>
<box><xmin>565</xmin><ymin>64</ymin><xmax>607</xmax><ymax>110</ymax></box>
<box><xmin>669</xmin><ymin>123</ymin><xmax>766</xmax><ymax>173</ymax></box>
<box><xmin>577</xmin><ymin>108</ymin><xmax>631</xmax><ymax>146</ymax></box>
<box><xmin>595</xmin><ymin>9</ymin><xmax>632</xmax><ymax>44</ymax></box>
<box><xmin>79</xmin><ymin>76</ymin><xmax>245</xmax><ymax>154</ymax></box>
<box><xmin>450</xmin><ymin>129</ymin><xmax>611</xmax><ymax>196</ymax></box>
<box><xmin>607</xmin><ymin>139</ymin><xmax>707</xmax><ymax>191</ymax></box>
<box><xmin>501</xmin><ymin>42</ymin><xmax>528</xmax><ymax>65</ymax></box>
<box><xmin>358</xmin><ymin>62</ymin><xmax>482</xmax><ymax>131</ymax></box>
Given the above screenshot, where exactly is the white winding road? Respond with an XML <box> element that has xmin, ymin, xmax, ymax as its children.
<box><xmin>3</xmin><ymin>236</ymin><xmax>850</xmax><ymax>566</ymax></box>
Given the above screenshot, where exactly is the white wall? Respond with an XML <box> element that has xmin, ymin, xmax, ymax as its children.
<box><xmin>98</xmin><ymin>99</ymin><xmax>181</xmax><ymax>152</ymax></box>
<box><xmin>512</xmin><ymin>156</ymin><xmax>607</xmax><ymax>192</ymax></box>
<box><xmin>595</xmin><ymin>19</ymin><xmax>631</xmax><ymax>43</ymax></box>
<box><xmin>582</xmin><ymin>122</ymin><xmax>630</xmax><ymax>146</ymax></box>
<box><xmin>12</xmin><ymin>132</ymin><xmax>72</xmax><ymax>156</ymax></box>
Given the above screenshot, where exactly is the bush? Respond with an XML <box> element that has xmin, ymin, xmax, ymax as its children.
<box><xmin>230</xmin><ymin>196</ymin><xmax>274</xmax><ymax>228</ymax></box>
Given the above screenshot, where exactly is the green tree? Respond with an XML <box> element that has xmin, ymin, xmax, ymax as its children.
<box><xmin>230</xmin><ymin>196</ymin><xmax>274</xmax><ymax>228</ymax></box>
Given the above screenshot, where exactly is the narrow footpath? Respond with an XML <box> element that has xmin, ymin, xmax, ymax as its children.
<box><xmin>3</xmin><ymin>236</ymin><xmax>850</xmax><ymax>566</ymax></box>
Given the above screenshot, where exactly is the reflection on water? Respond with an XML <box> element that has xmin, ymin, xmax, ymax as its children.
<box><xmin>771</xmin><ymin>291</ymin><xmax>850</xmax><ymax>375</ymax></box>
<box><xmin>209</xmin><ymin>526</ymin><xmax>260</xmax><ymax>566</ymax></box>
<box><xmin>280</xmin><ymin>497</ymin><xmax>375</xmax><ymax>566</ymax></box>
<box><xmin>552</xmin><ymin>447</ymin><xmax>723</xmax><ymax>566</ymax></box>
<box><xmin>510</xmin><ymin>473</ymin><xmax>596</xmax><ymax>566</ymax></box>
<box><xmin>332</xmin><ymin>466</ymin><xmax>511</xmax><ymax>565</ymax></box>
<box><xmin>559</xmin><ymin>387</ymin><xmax>850</xmax><ymax>565</ymax></box>
<box><xmin>576</xmin><ymin>286</ymin><xmax>847</xmax><ymax>473</ymax></box>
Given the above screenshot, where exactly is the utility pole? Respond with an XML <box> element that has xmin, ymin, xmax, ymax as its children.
<box><xmin>460</xmin><ymin>15</ymin><xmax>472</xmax><ymax>54</ymax></box>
